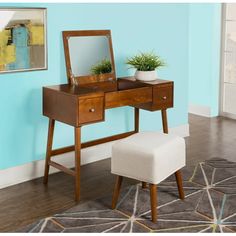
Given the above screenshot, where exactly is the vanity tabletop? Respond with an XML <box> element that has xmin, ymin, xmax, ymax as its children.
<box><xmin>44</xmin><ymin>76</ymin><xmax>173</xmax><ymax>97</ymax></box>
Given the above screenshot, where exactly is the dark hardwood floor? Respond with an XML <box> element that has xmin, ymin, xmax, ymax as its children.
<box><xmin>1</xmin><ymin>114</ymin><xmax>236</xmax><ymax>232</ymax></box>
<box><xmin>186</xmin><ymin>114</ymin><xmax>236</xmax><ymax>165</ymax></box>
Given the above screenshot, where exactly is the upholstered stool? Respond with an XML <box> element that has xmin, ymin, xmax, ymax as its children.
<box><xmin>111</xmin><ymin>132</ymin><xmax>186</xmax><ymax>223</ymax></box>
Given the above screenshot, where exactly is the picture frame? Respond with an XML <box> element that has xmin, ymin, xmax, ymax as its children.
<box><xmin>0</xmin><ymin>7</ymin><xmax>47</xmax><ymax>74</ymax></box>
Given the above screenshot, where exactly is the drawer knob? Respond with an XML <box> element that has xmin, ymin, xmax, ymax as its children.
<box><xmin>162</xmin><ymin>96</ymin><xmax>167</xmax><ymax>100</ymax></box>
<box><xmin>89</xmin><ymin>108</ymin><xmax>95</xmax><ymax>113</ymax></box>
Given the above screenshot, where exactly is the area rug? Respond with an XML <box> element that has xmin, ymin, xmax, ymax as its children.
<box><xmin>19</xmin><ymin>158</ymin><xmax>236</xmax><ymax>233</ymax></box>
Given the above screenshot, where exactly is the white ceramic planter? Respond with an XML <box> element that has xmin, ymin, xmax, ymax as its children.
<box><xmin>135</xmin><ymin>70</ymin><xmax>157</xmax><ymax>81</ymax></box>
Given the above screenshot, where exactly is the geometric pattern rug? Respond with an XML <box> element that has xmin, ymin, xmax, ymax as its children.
<box><xmin>18</xmin><ymin>158</ymin><xmax>236</xmax><ymax>233</ymax></box>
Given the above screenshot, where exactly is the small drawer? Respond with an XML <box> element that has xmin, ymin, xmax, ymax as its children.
<box><xmin>153</xmin><ymin>85</ymin><xmax>173</xmax><ymax>108</ymax></box>
<box><xmin>78</xmin><ymin>97</ymin><xmax>104</xmax><ymax>125</ymax></box>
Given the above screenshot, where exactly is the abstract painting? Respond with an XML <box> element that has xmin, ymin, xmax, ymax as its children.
<box><xmin>0</xmin><ymin>8</ymin><xmax>47</xmax><ymax>73</ymax></box>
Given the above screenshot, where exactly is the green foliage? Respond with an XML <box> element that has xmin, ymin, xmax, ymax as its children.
<box><xmin>90</xmin><ymin>59</ymin><xmax>112</xmax><ymax>75</ymax></box>
<box><xmin>126</xmin><ymin>52</ymin><xmax>165</xmax><ymax>71</ymax></box>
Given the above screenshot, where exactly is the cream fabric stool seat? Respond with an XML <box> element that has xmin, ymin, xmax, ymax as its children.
<box><xmin>111</xmin><ymin>131</ymin><xmax>186</xmax><ymax>223</ymax></box>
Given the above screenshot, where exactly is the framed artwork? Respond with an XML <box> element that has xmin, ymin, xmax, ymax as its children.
<box><xmin>0</xmin><ymin>8</ymin><xmax>47</xmax><ymax>73</ymax></box>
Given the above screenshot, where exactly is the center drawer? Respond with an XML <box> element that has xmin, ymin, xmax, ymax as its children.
<box><xmin>78</xmin><ymin>96</ymin><xmax>104</xmax><ymax>125</ymax></box>
<box><xmin>105</xmin><ymin>87</ymin><xmax>152</xmax><ymax>109</ymax></box>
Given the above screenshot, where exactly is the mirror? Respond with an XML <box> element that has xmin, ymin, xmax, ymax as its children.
<box><xmin>69</xmin><ymin>36</ymin><xmax>112</xmax><ymax>76</ymax></box>
<box><xmin>63</xmin><ymin>30</ymin><xmax>116</xmax><ymax>85</ymax></box>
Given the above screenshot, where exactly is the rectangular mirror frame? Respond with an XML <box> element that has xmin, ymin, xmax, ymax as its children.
<box><xmin>62</xmin><ymin>30</ymin><xmax>116</xmax><ymax>85</ymax></box>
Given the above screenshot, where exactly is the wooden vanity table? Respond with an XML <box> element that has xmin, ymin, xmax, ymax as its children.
<box><xmin>42</xmin><ymin>30</ymin><xmax>174</xmax><ymax>201</ymax></box>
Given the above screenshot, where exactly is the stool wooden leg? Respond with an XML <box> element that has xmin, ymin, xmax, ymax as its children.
<box><xmin>149</xmin><ymin>184</ymin><xmax>157</xmax><ymax>223</ymax></box>
<box><xmin>43</xmin><ymin>119</ymin><xmax>55</xmax><ymax>184</ymax></box>
<box><xmin>175</xmin><ymin>170</ymin><xmax>185</xmax><ymax>200</ymax></box>
<box><xmin>142</xmin><ymin>182</ymin><xmax>148</xmax><ymax>188</ymax></box>
<box><xmin>112</xmin><ymin>176</ymin><xmax>123</xmax><ymax>209</ymax></box>
<box><xmin>75</xmin><ymin>127</ymin><xmax>81</xmax><ymax>202</ymax></box>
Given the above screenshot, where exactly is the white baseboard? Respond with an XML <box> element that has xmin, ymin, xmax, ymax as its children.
<box><xmin>0</xmin><ymin>141</ymin><xmax>115</xmax><ymax>190</ymax></box>
<box><xmin>0</xmin><ymin>124</ymin><xmax>189</xmax><ymax>189</ymax></box>
<box><xmin>189</xmin><ymin>104</ymin><xmax>211</xmax><ymax>117</ymax></box>
<box><xmin>169</xmin><ymin>123</ymin><xmax>189</xmax><ymax>137</ymax></box>
<box><xmin>220</xmin><ymin>111</ymin><xmax>236</xmax><ymax>120</ymax></box>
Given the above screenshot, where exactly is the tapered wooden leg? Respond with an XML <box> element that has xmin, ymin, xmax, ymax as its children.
<box><xmin>142</xmin><ymin>182</ymin><xmax>148</xmax><ymax>188</ymax></box>
<box><xmin>75</xmin><ymin>127</ymin><xmax>81</xmax><ymax>202</ymax></box>
<box><xmin>111</xmin><ymin>176</ymin><xmax>123</xmax><ymax>209</ymax></box>
<box><xmin>134</xmin><ymin>107</ymin><xmax>139</xmax><ymax>133</ymax></box>
<box><xmin>43</xmin><ymin>119</ymin><xmax>55</xmax><ymax>184</ymax></box>
<box><xmin>161</xmin><ymin>109</ymin><xmax>168</xmax><ymax>134</ymax></box>
<box><xmin>149</xmin><ymin>184</ymin><xmax>157</xmax><ymax>223</ymax></box>
<box><xmin>175</xmin><ymin>170</ymin><xmax>185</xmax><ymax>200</ymax></box>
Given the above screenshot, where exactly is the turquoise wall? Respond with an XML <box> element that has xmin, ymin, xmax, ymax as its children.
<box><xmin>0</xmin><ymin>3</ymin><xmax>189</xmax><ymax>170</ymax></box>
<box><xmin>188</xmin><ymin>3</ymin><xmax>222</xmax><ymax>116</ymax></box>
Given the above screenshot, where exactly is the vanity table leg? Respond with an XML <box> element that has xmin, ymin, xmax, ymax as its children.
<box><xmin>43</xmin><ymin>119</ymin><xmax>55</xmax><ymax>184</ymax></box>
<box><xmin>135</xmin><ymin>107</ymin><xmax>139</xmax><ymax>133</ymax></box>
<box><xmin>135</xmin><ymin>108</ymin><xmax>148</xmax><ymax>187</ymax></box>
<box><xmin>74</xmin><ymin>126</ymin><xmax>81</xmax><ymax>201</ymax></box>
<box><xmin>161</xmin><ymin>109</ymin><xmax>168</xmax><ymax>134</ymax></box>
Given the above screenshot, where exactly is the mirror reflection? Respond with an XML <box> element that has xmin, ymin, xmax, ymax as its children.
<box><xmin>68</xmin><ymin>35</ymin><xmax>112</xmax><ymax>77</ymax></box>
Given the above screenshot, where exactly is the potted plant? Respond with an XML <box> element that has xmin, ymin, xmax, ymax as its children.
<box><xmin>90</xmin><ymin>59</ymin><xmax>112</xmax><ymax>75</ymax></box>
<box><xmin>126</xmin><ymin>52</ymin><xmax>165</xmax><ymax>81</ymax></box>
